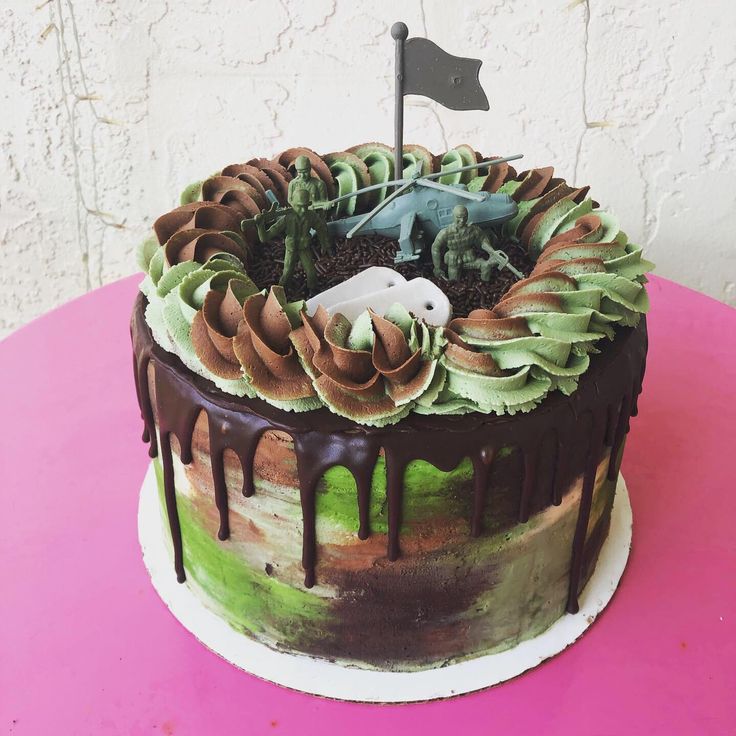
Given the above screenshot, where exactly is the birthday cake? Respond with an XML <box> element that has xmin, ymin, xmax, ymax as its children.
<box><xmin>132</xmin><ymin>139</ymin><xmax>651</xmax><ymax>671</ymax></box>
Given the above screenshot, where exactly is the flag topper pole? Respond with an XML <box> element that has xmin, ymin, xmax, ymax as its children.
<box><xmin>390</xmin><ymin>21</ymin><xmax>490</xmax><ymax>189</ymax></box>
<box><xmin>391</xmin><ymin>22</ymin><xmax>409</xmax><ymax>188</ymax></box>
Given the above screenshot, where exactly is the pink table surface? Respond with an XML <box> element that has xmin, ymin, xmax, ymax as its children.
<box><xmin>1</xmin><ymin>275</ymin><xmax>734</xmax><ymax>735</ymax></box>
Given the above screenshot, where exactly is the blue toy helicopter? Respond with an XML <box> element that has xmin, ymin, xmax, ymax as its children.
<box><xmin>321</xmin><ymin>154</ymin><xmax>523</xmax><ymax>263</ymax></box>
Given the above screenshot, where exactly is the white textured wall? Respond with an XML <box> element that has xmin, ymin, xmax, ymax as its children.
<box><xmin>2</xmin><ymin>0</ymin><xmax>735</xmax><ymax>336</ymax></box>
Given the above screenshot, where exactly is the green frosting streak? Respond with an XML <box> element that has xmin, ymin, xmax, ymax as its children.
<box><xmin>554</xmin><ymin>198</ymin><xmax>594</xmax><ymax>232</ymax></box>
<box><xmin>439</xmin><ymin>147</ymin><xmax>476</xmax><ymax>185</ymax></box>
<box><xmin>384</xmin><ymin>303</ymin><xmax>414</xmax><ymax>337</ymax></box>
<box><xmin>415</xmin><ymin>360</ymin><xmax>447</xmax><ymax>408</ymax></box>
<box><xmin>153</xmin><ymin>460</ymin><xmax>329</xmax><ymax>640</ymax></box>
<box><xmin>438</xmin><ymin>149</ymin><xmax>464</xmax><ymax>185</ymax></box>
<box><xmin>317</xmin><ymin>456</ymin><xmax>475</xmax><ymax>534</ymax></box>
<box><xmin>321</xmin><ymin>395</ymin><xmax>412</xmax><ymax>428</ymax></box>
<box><xmin>503</xmin><ymin>197</ymin><xmax>538</xmax><ymax>237</ymax></box>
<box><xmin>485</xmin><ymin>337</ymin><xmax>590</xmax><ymax>377</ymax></box>
<box><xmin>346</xmin><ymin>310</ymin><xmax>375</xmax><ymax>351</ymax></box>
<box><xmin>361</xmin><ymin>150</ymin><xmax>394</xmax><ymax>206</ymax></box>
<box><xmin>591</xmin><ymin>210</ymin><xmax>620</xmax><ymax>242</ymax></box>
<box><xmin>521</xmin><ymin>311</ymin><xmax>605</xmax><ymax>344</ymax></box>
<box><xmin>148</xmin><ymin>247</ymin><xmax>165</xmax><ymax>287</ymax></box>
<box><xmin>401</xmin><ymin>152</ymin><xmax>425</xmax><ymax>178</ymax></box>
<box><xmin>149</xmin><ymin>263</ymin><xmax>254</xmax><ymax>397</ymax></box>
<box><xmin>497</xmin><ymin>180</ymin><xmax>522</xmax><ymax>197</ymax></box>
<box><xmin>328</xmin><ymin>160</ymin><xmax>360</xmax><ymax>217</ymax></box>
<box><xmin>441</xmin><ymin>362</ymin><xmax>552</xmax><ymax>415</ymax></box>
<box><xmin>324</xmin><ymin>147</ymin><xmax>430</xmax><ymax>215</ymax></box>
<box><xmin>136</xmin><ymin>235</ymin><xmax>160</xmax><ymax>274</ymax></box>
<box><xmin>156</xmin><ymin>261</ymin><xmax>200</xmax><ymax>298</ymax></box>
<box><xmin>528</xmin><ymin>199</ymin><xmax>578</xmax><ymax>256</ymax></box>
<box><xmin>180</xmin><ymin>180</ymin><xmax>203</xmax><ymax>205</ymax></box>
<box><xmin>604</xmin><ymin>244</ymin><xmax>656</xmax><ymax>281</ymax></box>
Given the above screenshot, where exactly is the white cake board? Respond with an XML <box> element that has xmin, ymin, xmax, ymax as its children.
<box><xmin>138</xmin><ymin>463</ymin><xmax>633</xmax><ymax>703</ymax></box>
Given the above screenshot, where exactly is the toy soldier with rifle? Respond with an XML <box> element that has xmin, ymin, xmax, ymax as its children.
<box><xmin>431</xmin><ymin>205</ymin><xmax>523</xmax><ymax>281</ymax></box>
<box><xmin>288</xmin><ymin>155</ymin><xmax>328</xmax><ymax>206</ymax></box>
<box><xmin>249</xmin><ymin>189</ymin><xmax>331</xmax><ymax>293</ymax></box>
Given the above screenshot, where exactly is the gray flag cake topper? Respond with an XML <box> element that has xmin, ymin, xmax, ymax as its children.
<box><xmin>402</xmin><ymin>37</ymin><xmax>489</xmax><ymax>111</ymax></box>
<box><xmin>391</xmin><ymin>22</ymin><xmax>490</xmax><ymax>183</ymax></box>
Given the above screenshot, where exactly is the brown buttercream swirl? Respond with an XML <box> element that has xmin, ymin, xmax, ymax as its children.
<box><xmin>191</xmin><ymin>281</ymin><xmax>246</xmax><ymax>380</ymax></box>
<box><xmin>233</xmin><ymin>287</ymin><xmax>316</xmax><ymax>402</ymax></box>
<box><xmin>164</xmin><ymin>228</ymin><xmax>247</xmax><ymax>268</ymax></box>
<box><xmin>273</xmin><ymin>147</ymin><xmax>336</xmax><ymax>199</ymax></box>
<box><xmin>442</xmin><ymin>328</ymin><xmax>505</xmax><ymax>376</ymax></box>
<box><xmin>153</xmin><ymin>202</ymin><xmax>242</xmax><ymax>245</ymax></box>
<box><xmin>448</xmin><ymin>308</ymin><xmax>533</xmax><ymax>343</ymax></box>
<box><xmin>291</xmin><ymin>308</ymin><xmax>436</xmax><ymax>418</ymax></box>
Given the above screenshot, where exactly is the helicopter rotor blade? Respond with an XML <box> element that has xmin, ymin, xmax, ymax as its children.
<box><xmin>415</xmin><ymin>178</ymin><xmax>485</xmax><ymax>201</ymax></box>
<box><xmin>325</xmin><ymin>178</ymin><xmax>410</xmax><ymax>208</ymax></box>
<box><xmin>421</xmin><ymin>153</ymin><xmax>524</xmax><ymax>183</ymax></box>
<box><xmin>346</xmin><ymin>179</ymin><xmax>416</xmax><ymax>239</ymax></box>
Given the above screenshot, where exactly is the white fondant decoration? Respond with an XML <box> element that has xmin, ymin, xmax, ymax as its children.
<box><xmin>139</xmin><ymin>463</ymin><xmax>633</xmax><ymax>703</ymax></box>
<box><xmin>329</xmin><ymin>277</ymin><xmax>451</xmax><ymax>326</ymax></box>
<box><xmin>305</xmin><ymin>267</ymin><xmax>452</xmax><ymax>326</ymax></box>
<box><xmin>306</xmin><ymin>267</ymin><xmax>406</xmax><ymax>313</ymax></box>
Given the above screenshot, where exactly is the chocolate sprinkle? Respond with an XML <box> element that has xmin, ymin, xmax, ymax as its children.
<box><xmin>248</xmin><ymin>234</ymin><xmax>534</xmax><ymax>317</ymax></box>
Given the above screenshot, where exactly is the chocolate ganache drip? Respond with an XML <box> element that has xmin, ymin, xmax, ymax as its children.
<box><xmin>132</xmin><ymin>294</ymin><xmax>647</xmax><ymax>612</ymax></box>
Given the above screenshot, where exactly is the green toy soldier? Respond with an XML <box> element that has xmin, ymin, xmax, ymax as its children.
<box><xmin>288</xmin><ymin>155</ymin><xmax>327</xmax><ymax>206</ymax></box>
<box><xmin>254</xmin><ymin>188</ymin><xmax>331</xmax><ymax>293</ymax></box>
<box><xmin>431</xmin><ymin>205</ymin><xmax>522</xmax><ymax>281</ymax></box>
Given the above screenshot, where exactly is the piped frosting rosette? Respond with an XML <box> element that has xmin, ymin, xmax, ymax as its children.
<box><xmin>422</xmin><ymin>325</ymin><xmax>554</xmax><ymax>416</ymax></box>
<box><xmin>138</xmin><ymin>232</ymin><xmax>258</xmax><ymax>397</ymax></box>
<box><xmin>501</xmin><ymin>182</ymin><xmax>653</xmax><ymax>332</ymax></box>
<box><xmin>290</xmin><ymin>304</ymin><xmax>445</xmax><ymax>426</ymax></box>
<box><xmin>231</xmin><ymin>287</ymin><xmax>322</xmax><ymax>412</ymax></box>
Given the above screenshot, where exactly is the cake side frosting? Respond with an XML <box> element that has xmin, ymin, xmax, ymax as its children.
<box><xmin>132</xmin><ymin>292</ymin><xmax>647</xmax><ymax>609</ymax></box>
<box><xmin>151</xmin><ymin>447</ymin><xmax>616</xmax><ymax>669</ymax></box>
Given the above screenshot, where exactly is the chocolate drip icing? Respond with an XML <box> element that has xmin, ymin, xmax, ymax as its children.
<box><xmin>519</xmin><ymin>446</ymin><xmax>540</xmax><ymax>523</ymax></box>
<box><xmin>209</xmin><ymin>443</ymin><xmax>230</xmax><ymax>541</ymax></box>
<box><xmin>206</xmin><ymin>409</ymin><xmax>270</xmax><ymax>535</ymax></box>
<box><xmin>293</xmin><ymin>433</ymin><xmax>381</xmax><ymax>587</ymax></box>
<box><xmin>566</xmin><ymin>411</ymin><xmax>607</xmax><ymax>613</ymax></box>
<box><xmin>607</xmin><ymin>395</ymin><xmax>632</xmax><ymax>482</ymax></box>
<box><xmin>153</xmin><ymin>364</ymin><xmax>201</xmax><ymax>581</ymax></box>
<box><xmin>131</xmin><ymin>337</ymin><xmax>157</xmax><ymax>458</ymax></box>
<box><xmin>131</xmin><ymin>294</ymin><xmax>647</xmax><ymax>612</ymax></box>
<box><xmin>384</xmin><ymin>450</ymin><xmax>406</xmax><ymax>562</ymax></box>
<box><xmin>551</xmin><ymin>434</ymin><xmax>566</xmax><ymax>506</ymax></box>
<box><xmin>159</xmin><ymin>431</ymin><xmax>185</xmax><ymax>583</ymax></box>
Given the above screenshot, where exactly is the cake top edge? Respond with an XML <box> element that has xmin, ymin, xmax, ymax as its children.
<box><xmin>136</xmin><ymin>143</ymin><xmax>653</xmax><ymax>427</ymax></box>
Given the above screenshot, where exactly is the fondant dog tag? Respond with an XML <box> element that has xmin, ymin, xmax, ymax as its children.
<box><xmin>306</xmin><ymin>267</ymin><xmax>406</xmax><ymax>314</ymax></box>
<box><xmin>329</xmin><ymin>278</ymin><xmax>452</xmax><ymax>326</ymax></box>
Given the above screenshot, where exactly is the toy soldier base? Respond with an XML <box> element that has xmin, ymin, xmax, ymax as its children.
<box><xmin>254</xmin><ymin>188</ymin><xmax>331</xmax><ymax>294</ymax></box>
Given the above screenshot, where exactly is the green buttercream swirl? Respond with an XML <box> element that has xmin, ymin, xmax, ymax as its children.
<box><xmin>138</xmin><ymin>233</ymin><xmax>256</xmax><ymax>396</ymax></box>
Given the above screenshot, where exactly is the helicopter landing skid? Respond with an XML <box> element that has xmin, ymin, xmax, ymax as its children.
<box><xmin>393</xmin><ymin>252</ymin><xmax>420</xmax><ymax>264</ymax></box>
<box><xmin>395</xmin><ymin>211</ymin><xmax>422</xmax><ymax>263</ymax></box>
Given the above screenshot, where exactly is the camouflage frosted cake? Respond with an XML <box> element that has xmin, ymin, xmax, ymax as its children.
<box><xmin>132</xmin><ymin>142</ymin><xmax>651</xmax><ymax>671</ymax></box>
